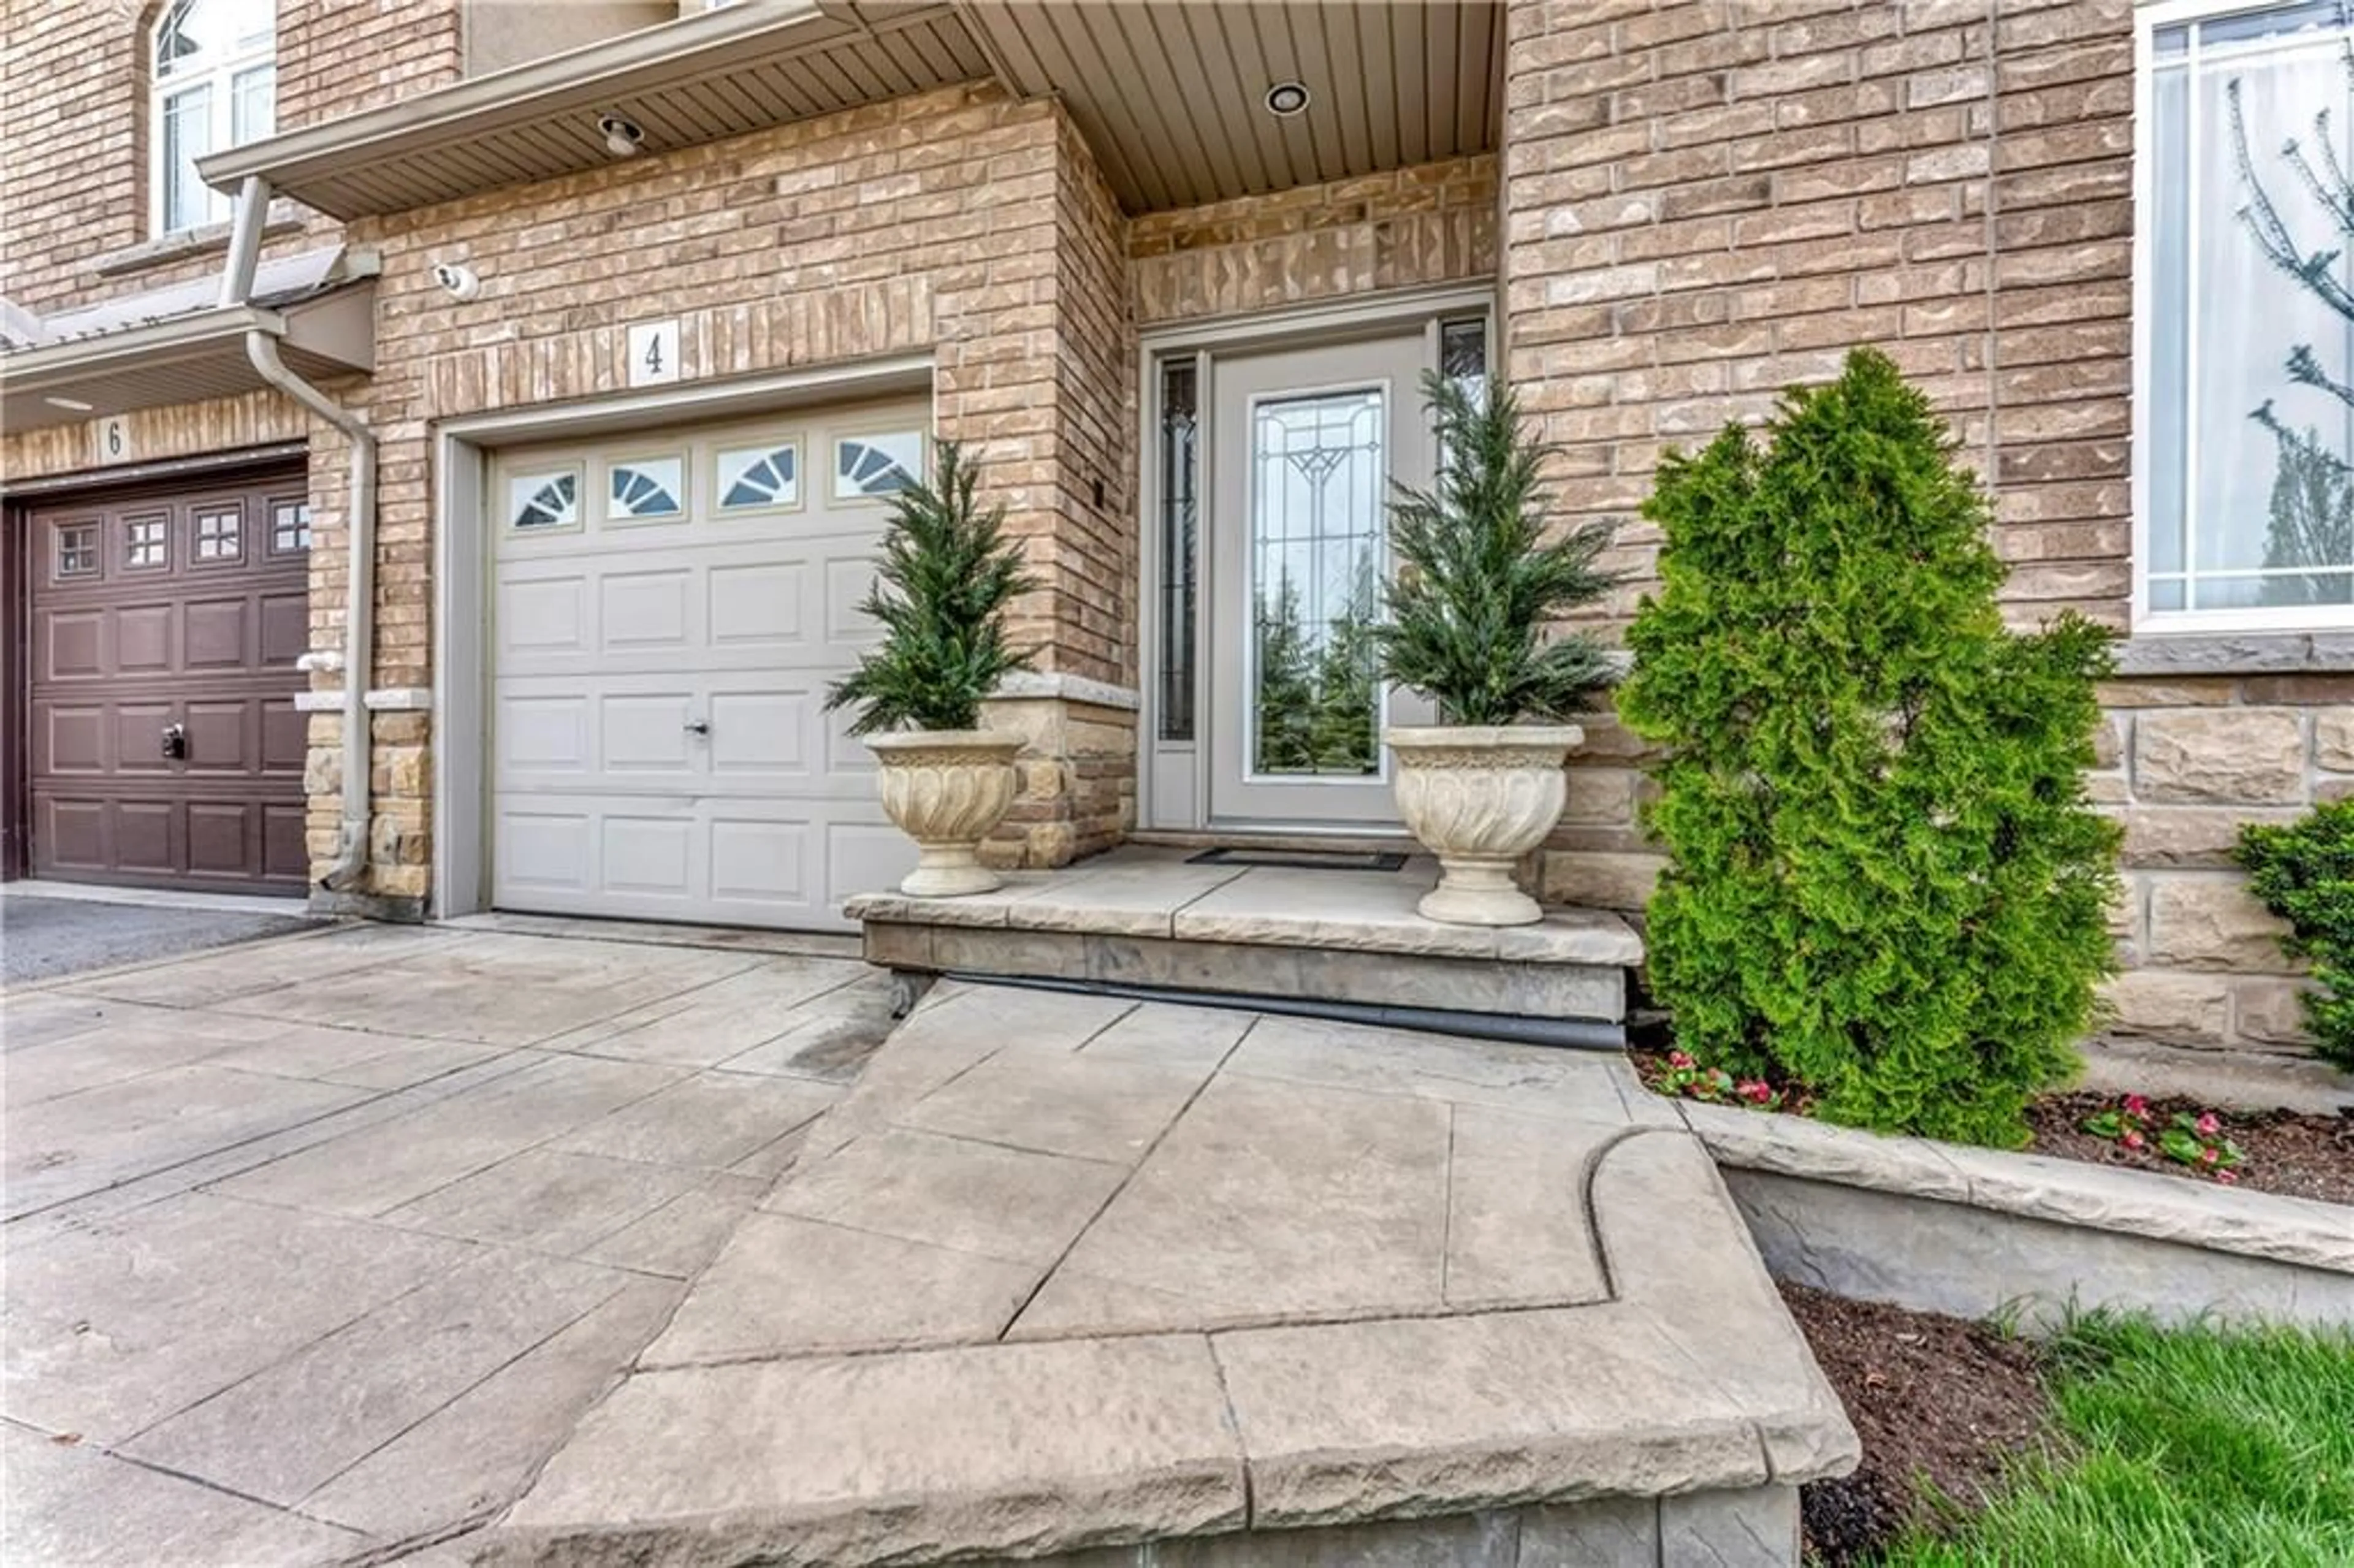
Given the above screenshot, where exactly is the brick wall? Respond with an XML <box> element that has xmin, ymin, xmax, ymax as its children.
<box><xmin>0</xmin><ymin>389</ymin><xmax>313</xmax><ymax>481</ymax></box>
<box><xmin>3</xmin><ymin>0</ymin><xmax>151</xmax><ymax>312</ymax></box>
<box><xmin>326</xmin><ymin>83</ymin><xmax>1136</xmax><ymax>901</ymax></box>
<box><xmin>1502</xmin><ymin>0</ymin><xmax>2337</xmax><ymax>1065</ymax></box>
<box><xmin>1</xmin><ymin>0</ymin><xmax>372</xmax><ymax>316</ymax></box>
<box><xmin>1503</xmin><ymin>0</ymin><xmax>2130</xmax><ymax>635</ymax></box>
<box><xmin>276</xmin><ymin>0</ymin><xmax>464</xmax><ymax>129</ymax></box>
<box><xmin>1130</xmin><ymin>156</ymin><xmax>1499</xmax><ymax>326</ymax></box>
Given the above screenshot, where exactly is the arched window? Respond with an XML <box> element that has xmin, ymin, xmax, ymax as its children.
<box><xmin>150</xmin><ymin>0</ymin><xmax>276</xmax><ymax>235</ymax></box>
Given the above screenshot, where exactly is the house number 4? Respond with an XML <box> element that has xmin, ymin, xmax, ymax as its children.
<box><xmin>627</xmin><ymin>320</ymin><xmax>681</xmax><ymax>387</ymax></box>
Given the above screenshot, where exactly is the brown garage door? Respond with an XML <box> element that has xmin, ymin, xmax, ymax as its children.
<box><xmin>25</xmin><ymin>470</ymin><xmax>311</xmax><ymax>894</ymax></box>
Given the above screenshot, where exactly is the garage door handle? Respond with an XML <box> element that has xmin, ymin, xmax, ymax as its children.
<box><xmin>684</xmin><ymin>721</ymin><xmax>710</xmax><ymax>737</ymax></box>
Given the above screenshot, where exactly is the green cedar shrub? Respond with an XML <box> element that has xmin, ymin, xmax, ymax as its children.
<box><xmin>1618</xmin><ymin>348</ymin><xmax>2122</xmax><ymax>1147</ymax></box>
<box><xmin>823</xmin><ymin>441</ymin><xmax>1036</xmax><ymax>735</ymax></box>
<box><xmin>1376</xmin><ymin>373</ymin><xmax>1616</xmax><ymax>725</ymax></box>
<box><xmin>2234</xmin><ymin>802</ymin><xmax>2354</xmax><ymax>1071</ymax></box>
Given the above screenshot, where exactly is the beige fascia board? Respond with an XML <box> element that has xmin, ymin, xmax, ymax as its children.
<box><xmin>195</xmin><ymin>0</ymin><xmax>861</xmax><ymax>197</ymax></box>
<box><xmin>0</xmin><ymin>306</ymin><xmax>284</xmax><ymax>389</ymax></box>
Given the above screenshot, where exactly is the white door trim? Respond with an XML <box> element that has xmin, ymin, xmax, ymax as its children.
<box><xmin>432</xmin><ymin>356</ymin><xmax>934</xmax><ymax>919</ymax></box>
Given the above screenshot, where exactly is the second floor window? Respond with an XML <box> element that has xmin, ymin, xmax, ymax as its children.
<box><xmin>152</xmin><ymin>0</ymin><xmax>276</xmax><ymax>236</ymax></box>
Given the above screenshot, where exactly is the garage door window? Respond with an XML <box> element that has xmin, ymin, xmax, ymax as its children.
<box><xmin>194</xmin><ymin>506</ymin><xmax>243</xmax><ymax>563</ymax></box>
<box><xmin>55</xmin><ymin>522</ymin><xmax>99</xmax><ymax>579</ymax></box>
<box><xmin>833</xmin><ymin>432</ymin><xmax>922</xmax><ymax>500</ymax></box>
<box><xmin>124</xmin><ymin>514</ymin><xmax>169</xmax><ymax>569</ymax></box>
<box><xmin>715</xmin><ymin>442</ymin><xmax>799</xmax><ymax>512</ymax></box>
<box><xmin>608</xmin><ymin>457</ymin><xmax>685</xmax><ymax>522</ymax></box>
<box><xmin>509</xmin><ymin>470</ymin><xmax>581</xmax><ymax>533</ymax></box>
<box><xmin>270</xmin><ymin>500</ymin><xmax>310</xmax><ymax>555</ymax></box>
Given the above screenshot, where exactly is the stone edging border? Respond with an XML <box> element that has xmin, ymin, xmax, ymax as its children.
<box><xmin>1675</xmin><ymin>1100</ymin><xmax>2354</xmax><ymax>1277</ymax></box>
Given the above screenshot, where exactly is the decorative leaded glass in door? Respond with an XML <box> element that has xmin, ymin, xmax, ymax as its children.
<box><xmin>1248</xmin><ymin>389</ymin><xmax>1385</xmax><ymax>778</ymax></box>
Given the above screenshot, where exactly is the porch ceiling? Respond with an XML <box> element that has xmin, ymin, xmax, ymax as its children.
<box><xmin>965</xmin><ymin>1</ymin><xmax>1503</xmax><ymax>213</ymax></box>
<box><xmin>198</xmin><ymin>2</ymin><xmax>991</xmax><ymax>221</ymax></box>
<box><xmin>197</xmin><ymin>1</ymin><xmax>1499</xmax><ymax>224</ymax></box>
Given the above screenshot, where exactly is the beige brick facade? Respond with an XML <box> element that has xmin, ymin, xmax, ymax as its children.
<box><xmin>1130</xmin><ymin>156</ymin><xmax>1500</xmax><ymax>326</ymax></box>
<box><xmin>276</xmin><ymin>0</ymin><xmax>465</xmax><ymax>129</ymax></box>
<box><xmin>2</xmin><ymin>1</ymin><xmax>2343</xmax><ymax>1070</ymax></box>
<box><xmin>320</xmin><ymin>84</ymin><xmax>1140</xmax><ymax>899</ymax></box>
<box><xmin>1495</xmin><ymin>0</ymin><xmax>2326</xmax><ymax>1060</ymax></box>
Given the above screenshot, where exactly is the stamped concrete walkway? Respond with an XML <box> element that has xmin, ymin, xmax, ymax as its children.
<box><xmin>2</xmin><ymin>919</ymin><xmax>893</xmax><ymax>1567</ymax></box>
<box><xmin>485</xmin><ymin>983</ymin><xmax>1858</xmax><ymax>1567</ymax></box>
<box><xmin>6</xmin><ymin>923</ymin><xmax>1854</xmax><ymax>1567</ymax></box>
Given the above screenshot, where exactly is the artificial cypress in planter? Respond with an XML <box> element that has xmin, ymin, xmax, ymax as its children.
<box><xmin>1618</xmin><ymin>348</ymin><xmax>2121</xmax><ymax>1147</ymax></box>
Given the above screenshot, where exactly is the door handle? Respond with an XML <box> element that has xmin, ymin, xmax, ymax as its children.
<box><xmin>684</xmin><ymin>720</ymin><xmax>710</xmax><ymax>737</ymax></box>
<box><xmin>161</xmin><ymin>721</ymin><xmax>189</xmax><ymax>761</ymax></box>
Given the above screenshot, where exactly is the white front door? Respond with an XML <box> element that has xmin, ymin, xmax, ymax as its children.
<box><xmin>1206</xmin><ymin>332</ymin><xmax>1434</xmax><ymax>827</ymax></box>
<box><xmin>488</xmin><ymin>403</ymin><xmax>929</xmax><ymax>930</ymax></box>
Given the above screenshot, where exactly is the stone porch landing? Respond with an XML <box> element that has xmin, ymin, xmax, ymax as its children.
<box><xmin>849</xmin><ymin>847</ymin><xmax>1645</xmax><ymax>1047</ymax></box>
<box><xmin>482</xmin><ymin>983</ymin><xmax>1855</xmax><ymax>1567</ymax></box>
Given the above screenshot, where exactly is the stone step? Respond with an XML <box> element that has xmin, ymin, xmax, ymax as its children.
<box><xmin>478</xmin><ymin>983</ymin><xmax>1853</xmax><ymax>1568</ymax></box>
<box><xmin>847</xmin><ymin>849</ymin><xmax>1643</xmax><ymax>1048</ymax></box>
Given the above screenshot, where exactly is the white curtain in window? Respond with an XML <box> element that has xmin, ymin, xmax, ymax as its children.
<box><xmin>2149</xmin><ymin>10</ymin><xmax>2354</xmax><ymax>614</ymax></box>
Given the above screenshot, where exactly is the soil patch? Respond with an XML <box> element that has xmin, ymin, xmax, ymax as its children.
<box><xmin>2023</xmin><ymin>1091</ymin><xmax>2354</xmax><ymax>1207</ymax></box>
<box><xmin>1628</xmin><ymin>1047</ymin><xmax>2354</xmax><ymax>1206</ymax></box>
<box><xmin>1780</xmin><ymin>1282</ymin><xmax>2047</xmax><ymax>1566</ymax></box>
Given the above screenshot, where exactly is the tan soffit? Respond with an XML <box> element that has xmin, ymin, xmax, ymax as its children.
<box><xmin>197</xmin><ymin>1</ymin><xmax>991</xmax><ymax>221</ymax></box>
<box><xmin>961</xmin><ymin>1</ymin><xmax>1502</xmax><ymax>213</ymax></box>
<box><xmin>198</xmin><ymin>1</ymin><xmax>1496</xmax><ymax>223</ymax></box>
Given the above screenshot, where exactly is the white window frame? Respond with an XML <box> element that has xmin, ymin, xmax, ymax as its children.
<box><xmin>148</xmin><ymin>0</ymin><xmax>276</xmax><ymax>238</ymax></box>
<box><xmin>2133</xmin><ymin>0</ymin><xmax>2354</xmax><ymax>633</ymax></box>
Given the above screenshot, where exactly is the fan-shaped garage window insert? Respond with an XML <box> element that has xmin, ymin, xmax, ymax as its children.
<box><xmin>608</xmin><ymin>457</ymin><xmax>684</xmax><ymax>520</ymax></box>
<box><xmin>508</xmin><ymin>471</ymin><xmax>579</xmax><ymax>532</ymax></box>
<box><xmin>832</xmin><ymin>432</ymin><xmax>922</xmax><ymax>500</ymax></box>
<box><xmin>715</xmin><ymin>443</ymin><xmax>798</xmax><ymax>511</ymax></box>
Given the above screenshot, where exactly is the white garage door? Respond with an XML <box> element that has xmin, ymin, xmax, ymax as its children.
<box><xmin>489</xmin><ymin>402</ymin><xmax>926</xmax><ymax>931</ymax></box>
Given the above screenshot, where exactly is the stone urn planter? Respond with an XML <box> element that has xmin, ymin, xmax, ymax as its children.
<box><xmin>1385</xmin><ymin>725</ymin><xmax>1582</xmax><ymax>926</ymax></box>
<box><xmin>866</xmin><ymin>729</ymin><xmax>1026</xmax><ymax>897</ymax></box>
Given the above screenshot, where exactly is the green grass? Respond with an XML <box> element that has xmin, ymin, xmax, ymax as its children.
<box><xmin>1877</xmin><ymin>1313</ymin><xmax>2354</xmax><ymax>1567</ymax></box>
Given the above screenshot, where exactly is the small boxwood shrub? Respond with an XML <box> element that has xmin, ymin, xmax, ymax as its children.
<box><xmin>2236</xmin><ymin>802</ymin><xmax>2354</xmax><ymax>1071</ymax></box>
<box><xmin>1618</xmin><ymin>348</ymin><xmax>2122</xmax><ymax>1147</ymax></box>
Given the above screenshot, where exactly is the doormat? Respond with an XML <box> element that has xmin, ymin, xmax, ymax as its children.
<box><xmin>1186</xmin><ymin>847</ymin><xmax>1409</xmax><ymax>873</ymax></box>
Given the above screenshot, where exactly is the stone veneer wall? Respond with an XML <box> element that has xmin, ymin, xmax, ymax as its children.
<box><xmin>1498</xmin><ymin>0</ymin><xmax>2333</xmax><ymax>1065</ymax></box>
<box><xmin>2093</xmin><ymin>665</ymin><xmax>2338</xmax><ymax>1058</ymax></box>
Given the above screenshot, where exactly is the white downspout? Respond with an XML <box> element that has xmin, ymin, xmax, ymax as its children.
<box><xmin>221</xmin><ymin>174</ymin><xmax>378</xmax><ymax>896</ymax></box>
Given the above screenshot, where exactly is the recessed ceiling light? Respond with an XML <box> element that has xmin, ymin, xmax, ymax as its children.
<box><xmin>1265</xmin><ymin>82</ymin><xmax>1311</xmax><ymax>117</ymax></box>
<box><xmin>597</xmin><ymin>113</ymin><xmax>646</xmax><ymax>157</ymax></box>
<box><xmin>44</xmin><ymin>395</ymin><xmax>94</xmax><ymax>412</ymax></box>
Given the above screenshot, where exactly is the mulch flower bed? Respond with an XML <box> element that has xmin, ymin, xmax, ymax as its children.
<box><xmin>1628</xmin><ymin>1046</ymin><xmax>2354</xmax><ymax>1206</ymax></box>
<box><xmin>2024</xmin><ymin>1090</ymin><xmax>2354</xmax><ymax>1207</ymax></box>
<box><xmin>1779</xmin><ymin>1282</ymin><xmax>2047</xmax><ymax>1567</ymax></box>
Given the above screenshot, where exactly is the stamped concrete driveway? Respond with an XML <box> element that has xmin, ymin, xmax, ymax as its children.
<box><xmin>1</xmin><ymin>919</ymin><xmax>895</xmax><ymax>1567</ymax></box>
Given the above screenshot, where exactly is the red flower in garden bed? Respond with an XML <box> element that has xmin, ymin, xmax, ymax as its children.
<box><xmin>2081</xmin><ymin>1096</ymin><xmax>2247</xmax><ymax>1183</ymax></box>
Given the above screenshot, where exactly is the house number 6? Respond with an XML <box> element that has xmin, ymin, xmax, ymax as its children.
<box><xmin>93</xmin><ymin>416</ymin><xmax>132</xmax><ymax>465</ymax></box>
